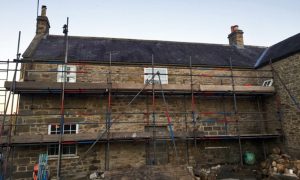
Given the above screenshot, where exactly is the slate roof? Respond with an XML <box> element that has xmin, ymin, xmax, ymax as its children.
<box><xmin>255</xmin><ymin>33</ymin><xmax>300</xmax><ymax>68</ymax></box>
<box><xmin>23</xmin><ymin>35</ymin><xmax>266</xmax><ymax>68</ymax></box>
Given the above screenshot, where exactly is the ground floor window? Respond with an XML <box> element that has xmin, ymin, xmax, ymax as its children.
<box><xmin>48</xmin><ymin>144</ymin><xmax>77</xmax><ymax>156</ymax></box>
<box><xmin>47</xmin><ymin>123</ymin><xmax>79</xmax><ymax>156</ymax></box>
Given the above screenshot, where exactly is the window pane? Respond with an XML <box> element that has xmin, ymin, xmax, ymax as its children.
<box><xmin>62</xmin><ymin>146</ymin><xmax>68</xmax><ymax>154</ymax></box>
<box><xmin>51</xmin><ymin>125</ymin><xmax>56</xmax><ymax>132</ymax></box>
<box><xmin>56</xmin><ymin>126</ymin><xmax>61</xmax><ymax>134</ymax></box>
<box><xmin>50</xmin><ymin>125</ymin><xmax>60</xmax><ymax>134</ymax></box>
<box><xmin>71</xmin><ymin>124</ymin><xmax>76</xmax><ymax>130</ymax></box>
<box><xmin>64</xmin><ymin>125</ymin><xmax>70</xmax><ymax>131</ymax></box>
<box><xmin>69</xmin><ymin>145</ymin><xmax>76</xmax><ymax>154</ymax></box>
<box><xmin>48</xmin><ymin>145</ymin><xmax>58</xmax><ymax>155</ymax></box>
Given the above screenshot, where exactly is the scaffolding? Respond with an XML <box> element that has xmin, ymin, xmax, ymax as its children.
<box><xmin>0</xmin><ymin>56</ymin><xmax>283</xmax><ymax>177</ymax></box>
<box><xmin>0</xmin><ymin>36</ymin><xmax>287</xmax><ymax>179</ymax></box>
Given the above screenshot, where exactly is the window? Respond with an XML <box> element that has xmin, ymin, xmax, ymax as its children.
<box><xmin>48</xmin><ymin>144</ymin><xmax>77</xmax><ymax>156</ymax></box>
<box><xmin>57</xmin><ymin>65</ymin><xmax>76</xmax><ymax>83</ymax></box>
<box><xmin>47</xmin><ymin>124</ymin><xmax>79</xmax><ymax>156</ymax></box>
<box><xmin>144</xmin><ymin>68</ymin><xmax>168</xmax><ymax>84</ymax></box>
<box><xmin>48</xmin><ymin>124</ymin><xmax>79</xmax><ymax>135</ymax></box>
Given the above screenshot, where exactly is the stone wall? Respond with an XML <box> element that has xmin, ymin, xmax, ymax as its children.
<box><xmin>15</xmin><ymin>63</ymin><xmax>276</xmax><ymax>136</ymax></box>
<box><xmin>22</xmin><ymin>63</ymin><xmax>270</xmax><ymax>86</ymax></box>
<box><xmin>11</xmin><ymin>139</ymin><xmax>271</xmax><ymax>179</ymax></box>
<box><xmin>9</xmin><ymin>62</ymin><xmax>282</xmax><ymax>179</ymax></box>
<box><xmin>261</xmin><ymin>53</ymin><xmax>300</xmax><ymax>158</ymax></box>
<box><xmin>11</xmin><ymin>142</ymin><xmax>155</xmax><ymax>179</ymax></box>
<box><xmin>15</xmin><ymin>93</ymin><xmax>277</xmax><ymax>136</ymax></box>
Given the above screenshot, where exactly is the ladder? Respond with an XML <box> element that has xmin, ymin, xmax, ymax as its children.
<box><xmin>37</xmin><ymin>154</ymin><xmax>49</xmax><ymax>180</ymax></box>
<box><xmin>0</xmin><ymin>60</ymin><xmax>9</xmax><ymax>179</ymax></box>
<box><xmin>0</xmin><ymin>60</ymin><xmax>9</xmax><ymax>115</ymax></box>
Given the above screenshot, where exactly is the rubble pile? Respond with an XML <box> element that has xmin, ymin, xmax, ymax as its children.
<box><xmin>193</xmin><ymin>164</ymin><xmax>221</xmax><ymax>180</ymax></box>
<box><xmin>260</xmin><ymin>147</ymin><xmax>300</xmax><ymax>179</ymax></box>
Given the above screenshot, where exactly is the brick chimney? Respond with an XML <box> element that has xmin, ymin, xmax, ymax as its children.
<box><xmin>36</xmin><ymin>5</ymin><xmax>50</xmax><ymax>35</ymax></box>
<box><xmin>228</xmin><ymin>25</ymin><xmax>244</xmax><ymax>48</ymax></box>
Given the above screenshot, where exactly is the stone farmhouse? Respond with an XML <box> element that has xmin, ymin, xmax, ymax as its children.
<box><xmin>1</xmin><ymin>5</ymin><xmax>300</xmax><ymax>179</ymax></box>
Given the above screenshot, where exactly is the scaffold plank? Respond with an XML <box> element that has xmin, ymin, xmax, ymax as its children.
<box><xmin>5</xmin><ymin>82</ymin><xmax>275</xmax><ymax>94</ymax></box>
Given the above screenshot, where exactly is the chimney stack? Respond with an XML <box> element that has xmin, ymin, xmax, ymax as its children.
<box><xmin>36</xmin><ymin>5</ymin><xmax>50</xmax><ymax>35</ymax></box>
<box><xmin>228</xmin><ymin>25</ymin><xmax>244</xmax><ymax>48</ymax></box>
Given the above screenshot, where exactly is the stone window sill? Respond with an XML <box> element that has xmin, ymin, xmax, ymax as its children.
<box><xmin>48</xmin><ymin>155</ymin><xmax>79</xmax><ymax>160</ymax></box>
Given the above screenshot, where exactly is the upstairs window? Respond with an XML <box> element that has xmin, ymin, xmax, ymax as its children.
<box><xmin>57</xmin><ymin>65</ymin><xmax>76</xmax><ymax>83</ymax></box>
<box><xmin>47</xmin><ymin>124</ymin><xmax>78</xmax><ymax>156</ymax></box>
<box><xmin>144</xmin><ymin>68</ymin><xmax>168</xmax><ymax>84</ymax></box>
<box><xmin>48</xmin><ymin>124</ymin><xmax>79</xmax><ymax>135</ymax></box>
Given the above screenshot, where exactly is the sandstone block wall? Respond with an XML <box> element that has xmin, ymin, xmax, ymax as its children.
<box><xmin>8</xmin><ymin>62</ymin><xmax>282</xmax><ymax>179</ymax></box>
<box><xmin>11</xmin><ymin>142</ymin><xmax>149</xmax><ymax>179</ymax></box>
<box><xmin>22</xmin><ymin>63</ymin><xmax>271</xmax><ymax>86</ymax></box>
<box><xmin>15</xmin><ymin>93</ymin><xmax>277</xmax><ymax>136</ymax></box>
<box><xmin>11</xmin><ymin>139</ymin><xmax>270</xmax><ymax>180</ymax></box>
<box><xmin>261</xmin><ymin>53</ymin><xmax>300</xmax><ymax>158</ymax></box>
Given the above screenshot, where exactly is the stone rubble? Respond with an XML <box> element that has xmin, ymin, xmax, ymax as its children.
<box><xmin>260</xmin><ymin>147</ymin><xmax>300</xmax><ymax>179</ymax></box>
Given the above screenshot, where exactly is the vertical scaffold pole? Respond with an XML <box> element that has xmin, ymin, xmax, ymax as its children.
<box><xmin>257</xmin><ymin>95</ymin><xmax>267</xmax><ymax>160</ymax></box>
<box><xmin>189</xmin><ymin>57</ymin><xmax>196</xmax><ymax>147</ymax></box>
<box><xmin>183</xmin><ymin>95</ymin><xmax>189</xmax><ymax>164</ymax></box>
<box><xmin>151</xmin><ymin>54</ymin><xmax>156</xmax><ymax>165</ymax></box>
<box><xmin>0</xmin><ymin>31</ymin><xmax>21</xmax><ymax>179</ymax></box>
<box><xmin>7</xmin><ymin>55</ymin><xmax>21</xmax><ymax>180</ymax></box>
<box><xmin>105</xmin><ymin>52</ymin><xmax>112</xmax><ymax>171</ymax></box>
<box><xmin>57</xmin><ymin>17</ymin><xmax>69</xmax><ymax>180</ymax></box>
<box><xmin>229</xmin><ymin>58</ymin><xmax>243</xmax><ymax>166</ymax></box>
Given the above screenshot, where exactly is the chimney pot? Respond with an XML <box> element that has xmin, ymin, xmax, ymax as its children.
<box><xmin>41</xmin><ymin>5</ymin><xmax>47</xmax><ymax>16</ymax></box>
<box><xmin>231</xmin><ymin>25</ymin><xmax>239</xmax><ymax>32</ymax></box>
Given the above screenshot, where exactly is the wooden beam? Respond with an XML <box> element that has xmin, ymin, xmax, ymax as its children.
<box><xmin>5</xmin><ymin>81</ymin><xmax>275</xmax><ymax>94</ymax></box>
<box><xmin>0</xmin><ymin>132</ymin><xmax>280</xmax><ymax>145</ymax></box>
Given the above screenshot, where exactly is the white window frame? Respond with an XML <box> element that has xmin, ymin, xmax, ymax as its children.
<box><xmin>48</xmin><ymin>124</ymin><xmax>79</xmax><ymax>135</ymax></box>
<box><xmin>144</xmin><ymin>68</ymin><xmax>168</xmax><ymax>84</ymax></box>
<box><xmin>47</xmin><ymin>124</ymin><xmax>79</xmax><ymax>156</ymax></box>
<box><xmin>57</xmin><ymin>65</ymin><xmax>77</xmax><ymax>83</ymax></box>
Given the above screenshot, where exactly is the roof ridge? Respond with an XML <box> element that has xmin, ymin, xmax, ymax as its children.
<box><xmin>47</xmin><ymin>34</ymin><xmax>266</xmax><ymax>48</ymax></box>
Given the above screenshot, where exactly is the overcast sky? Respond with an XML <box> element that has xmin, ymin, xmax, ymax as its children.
<box><xmin>0</xmin><ymin>0</ymin><xmax>300</xmax><ymax>61</ymax></box>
